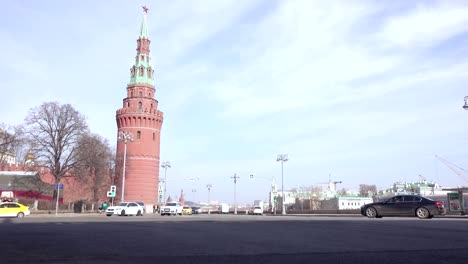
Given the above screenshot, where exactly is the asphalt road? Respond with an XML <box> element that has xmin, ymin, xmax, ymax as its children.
<box><xmin>1</xmin><ymin>214</ymin><xmax>468</xmax><ymax>264</ymax></box>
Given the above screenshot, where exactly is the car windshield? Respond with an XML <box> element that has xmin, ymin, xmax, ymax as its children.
<box><xmin>118</xmin><ymin>202</ymin><xmax>128</xmax><ymax>206</ymax></box>
<box><xmin>136</xmin><ymin>202</ymin><xmax>144</xmax><ymax>206</ymax></box>
<box><xmin>254</xmin><ymin>207</ymin><xmax>261</xmax><ymax>209</ymax></box>
<box><xmin>166</xmin><ymin>203</ymin><xmax>177</xmax><ymax>206</ymax></box>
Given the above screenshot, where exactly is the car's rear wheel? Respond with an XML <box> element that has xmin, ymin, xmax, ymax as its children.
<box><xmin>120</xmin><ymin>210</ymin><xmax>126</xmax><ymax>216</ymax></box>
<box><xmin>365</xmin><ymin>207</ymin><xmax>377</xmax><ymax>218</ymax></box>
<box><xmin>106</xmin><ymin>214</ymin><xmax>112</xmax><ymax>217</ymax></box>
<box><xmin>17</xmin><ymin>212</ymin><xmax>24</xmax><ymax>218</ymax></box>
<box><xmin>416</xmin><ymin>207</ymin><xmax>430</xmax><ymax>219</ymax></box>
<box><xmin>137</xmin><ymin>210</ymin><xmax>141</xmax><ymax>216</ymax></box>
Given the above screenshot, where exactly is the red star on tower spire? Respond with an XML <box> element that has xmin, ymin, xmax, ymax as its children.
<box><xmin>142</xmin><ymin>5</ymin><xmax>149</xmax><ymax>14</ymax></box>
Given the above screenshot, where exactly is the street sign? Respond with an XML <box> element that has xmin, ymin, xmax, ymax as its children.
<box><xmin>107</xmin><ymin>191</ymin><xmax>116</xmax><ymax>198</ymax></box>
<box><xmin>54</xmin><ymin>183</ymin><xmax>64</xmax><ymax>190</ymax></box>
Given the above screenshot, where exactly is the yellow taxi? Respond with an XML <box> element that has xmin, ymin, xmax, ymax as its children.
<box><xmin>0</xmin><ymin>202</ymin><xmax>31</xmax><ymax>218</ymax></box>
<box><xmin>182</xmin><ymin>206</ymin><xmax>192</xmax><ymax>215</ymax></box>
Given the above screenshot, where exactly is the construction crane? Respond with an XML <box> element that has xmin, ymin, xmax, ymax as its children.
<box><xmin>435</xmin><ymin>155</ymin><xmax>468</xmax><ymax>183</ymax></box>
<box><xmin>316</xmin><ymin>174</ymin><xmax>342</xmax><ymax>192</ymax></box>
<box><xmin>418</xmin><ymin>174</ymin><xmax>426</xmax><ymax>182</ymax></box>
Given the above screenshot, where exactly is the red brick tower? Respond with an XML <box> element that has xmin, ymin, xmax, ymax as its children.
<box><xmin>115</xmin><ymin>7</ymin><xmax>163</xmax><ymax>206</ymax></box>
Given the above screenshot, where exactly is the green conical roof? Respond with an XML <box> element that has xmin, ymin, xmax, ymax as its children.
<box><xmin>140</xmin><ymin>14</ymin><xmax>149</xmax><ymax>38</ymax></box>
<box><xmin>128</xmin><ymin>12</ymin><xmax>154</xmax><ymax>87</ymax></box>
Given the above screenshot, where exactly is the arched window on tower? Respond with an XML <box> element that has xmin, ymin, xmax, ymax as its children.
<box><xmin>150</xmin><ymin>103</ymin><xmax>153</xmax><ymax>110</ymax></box>
<box><xmin>139</xmin><ymin>91</ymin><xmax>142</xmax><ymax>97</ymax></box>
<box><xmin>131</xmin><ymin>91</ymin><xmax>133</xmax><ymax>97</ymax></box>
<box><xmin>127</xmin><ymin>102</ymin><xmax>130</xmax><ymax>107</ymax></box>
<box><xmin>147</xmin><ymin>67</ymin><xmax>152</xmax><ymax>78</ymax></box>
<box><xmin>153</xmin><ymin>132</ymin><xmax>155</xmax><ymax>140</ymax></box>
<box><xmin>138</xmin><ymin>102</ymin><xmax>142</xmax><ymax>110</ymax></box>
<box><xmin>137</xmin><ymin>131</ymin><xmax>141</xmax><ymax>139</ymax></box>
<box><xmin>139</xmin><ymin>66</ymin><xmax>144</xmax><ymax>76</ymax></box>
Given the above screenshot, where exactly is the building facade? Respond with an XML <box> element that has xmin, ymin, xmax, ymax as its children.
<box><xmin>115</xmin><ymin>10</ymin><xmax>163</xmax><ymax>206</ymax></box>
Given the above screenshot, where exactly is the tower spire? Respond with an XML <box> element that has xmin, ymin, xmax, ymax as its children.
<box><xmin>128</xmin><ymin>6</ymin><xmax>154</xmax><ymax>87</ymax></box>
<box><xmin>140</xmin><ymin>6</ymin><xmax>149</xmax><ymax>38</ymax></box>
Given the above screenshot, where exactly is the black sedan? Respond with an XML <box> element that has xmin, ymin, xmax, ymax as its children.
<box><xmin>360</xmin><ymin>195</ymin><xmax>446</xmax><ymax>219</ymax></box>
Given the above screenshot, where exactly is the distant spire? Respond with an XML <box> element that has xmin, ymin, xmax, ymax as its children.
<box><xmin>140</xmin><ymin>6</ymin><xmax>149</xmax><ymax>38</ymax></box>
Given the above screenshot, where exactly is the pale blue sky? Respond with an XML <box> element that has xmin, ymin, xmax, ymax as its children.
<box><xmin>1</xmin><ymin>0</ymin><xmax>468</xmax><ymax>204</ymax></box>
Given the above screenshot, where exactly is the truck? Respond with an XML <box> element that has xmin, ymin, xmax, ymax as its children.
<box><xmin>160</xmin><ymin>202</ymin><xmax>183</xmax><ymax>216</ymax></box>
<box><xmin>219</xmin><ymin>203</ymin><xmax>229</xmax><ymax>214</ymax></box>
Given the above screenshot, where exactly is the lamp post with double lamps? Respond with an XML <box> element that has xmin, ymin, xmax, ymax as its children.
<box><xmin>161</xmin><ymin>161</ymin><xmax>171</xmax><ymax>203</ymax></box>
<box><xmin>463</xmin><ymin>96</ymin><xmax>468</xmax><ymax>110</ymax></box>
<box><xmin>276</xmin><ymin>154</ymin><xmax>289</xmax><ymax>215</ymax></box>
<box><xmin>117</xmin><ymin>131</ymin><xmax>134</xmax><ymax>202</ymax></box>
<box><xmin>231</xmin><ymin>173</ymin><xmax>240</xmax><ymax>215</ymax></box>
<box><xmin>206</xmin><ymin>184</ymin><xmax>212</xmax><ymax>204</ymax></box>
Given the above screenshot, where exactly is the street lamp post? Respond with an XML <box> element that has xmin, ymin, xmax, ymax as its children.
<box><xmin>463</xmin><ymin>96</ymin><xmax>468</xmax><ymax>110</ymax></box>
<box><xmin>206</xmin><ymin>184</ymin><xmax>212</xmax><ymax>204</ymax></box>
<box><xmin>117</xmin><ymin>131</ymin><xmax>134</xmax><ymax>202</ymax></box>
<box><xmin>276</xmin><ymin>154</ymin><xmax>289</xmax><ymax>215</ymax></box>
<box><xmin>231</xmin><ymin>173</ymin><xmax>240</xmax><ymax>214</ymax></box>
<box><xmin>186</xmin><ymin>177</ymin><xmax>200</xmax><ymax>202</ymax></box>
<box><xmin>161</xmin><ymin>161</ymin><xmax>171</xmax><ymax>204</ymax></box>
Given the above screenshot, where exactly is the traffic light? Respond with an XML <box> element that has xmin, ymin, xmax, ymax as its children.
<box><xmin>250</xmin><ymin>174</ymin><xmax>254</xmax><ymax>179</ymax></box>
<box><xmin>110</xmin><ymin>185</ymin><xmax>116</xmax><ymax>192</ymax></box>
<box><xmin>274</xmin><ymin>197</ymin><xmax>278</xmax><ymax>203</ymax></box>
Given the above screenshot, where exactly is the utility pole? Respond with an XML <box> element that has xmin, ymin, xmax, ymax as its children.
<box><xmin>231</xmin><ymin>173</ymin><xmax>240</xmax><ymax>215</ymax></box>
<box><xmin>117</xmin><ymin>131</ymin><xmax>134</xmax><ymax>202</ymax></box>
<box><xmin>161</xmin><ymin>161</ymin><xmax>171</xmax><ymax>204</ymax></box>
<box><xmin>276</xmin><ymin>154</ymin><xmax>289</xmax><ymax>215</ymax></box>
<box><xmin>206</xmin><ymin>184</ymin><xmax>212</xmax><ymax>204</ymax></box>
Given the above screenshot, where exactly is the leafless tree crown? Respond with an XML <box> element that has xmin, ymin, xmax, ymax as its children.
<box><xmin>24</xmin><ymin>102</ymin><xmax>89</xmax><ymax>183</ymax></box>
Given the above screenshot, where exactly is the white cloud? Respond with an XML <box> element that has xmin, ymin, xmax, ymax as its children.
<box><xmin>380</xmin><ymin>2</ymin><xmax>468</xmax><ymax>48</ymax></box>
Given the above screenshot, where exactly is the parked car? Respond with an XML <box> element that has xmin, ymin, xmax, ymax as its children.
<box><xmin>106</xmin><ymin>202</ymin><xmax>145</xmax><ymax>217</ymax></box>
<box><xmin>136</xmin><ymin>202</ymin><xmax>146</xmax><ymax>214</ymax></box>
<box><xmin>191</xmin><ymin>207</ymin><xmax>202</xmax><ymax>214</ymax></box>
<box><xmin>0</xmin><ymin>202</ymin><xmax>30</xmax><ymax>218</ymax></box>
<box><xmin>360</xmin><ymin>195</ymin><xmax>446</xmax><ymax>219</ymax></box>
<box><xmin>182</xmin><ymin>206</ymin><xmax>192</xmax><ymax>215</ymax></box>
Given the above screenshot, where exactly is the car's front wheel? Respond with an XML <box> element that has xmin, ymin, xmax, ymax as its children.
<box><xmin>365</xmin><ymin>207</ymin><xmax>377</xmax><ymax>218</ymax></box>
<box><xmin>17</xmin><ymin>212</ymin><xmax>25</xmax><ymax>218</ymax></box>
<box><xmin>120</xmin><ymin>210</ymin><xmax>126</xmax><ymax>216</ymax></box>
<box><xmin>137</xmin><ymin>210</ymin><xmax>142</xmax><ymax>216</ymax></box>
<box><xmin>416</xmin><ymin>207</ymin><xmax>430</xmax><ymax>219</ymax></box>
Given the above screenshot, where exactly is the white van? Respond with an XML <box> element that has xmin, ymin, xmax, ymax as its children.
<box><xmin>219</xmin><ymin>203</ymin><xmax>229</xmax><ymax>214</ymax></box>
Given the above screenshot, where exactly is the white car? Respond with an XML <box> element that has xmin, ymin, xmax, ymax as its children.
<box><xmin>106</xmin><ymin>202</ymin><xmax>145</xmax><ymax>217</ymax></box>
<box><xmin>160</xmin><ymin>202</ymin><xmax>183</xmax><ymax>216</ymax></box>
<box><xmin>252</xmin><ymin>206</ymin><xmax>263</xmax><ymax>215</ymax></box>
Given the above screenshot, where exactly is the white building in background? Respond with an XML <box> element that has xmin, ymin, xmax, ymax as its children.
<box><xmin>384</xmin><ymin>181</ymin><xmax>453</xmax><ymax>197</ymax></box>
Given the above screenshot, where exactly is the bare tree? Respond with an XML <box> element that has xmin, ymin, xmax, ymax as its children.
<box><xmin>359</xmin><ymin>184</ymin><xmax>377</xmax><ymax>197</ymax></box>
<box><xmin>23</xmin><ymin>102</ymin><xmax>88</xmax><ymax>184</ymax></box>
<box><xmin>75</xmin><ymin>134</ymin><xmax>113</xmax><ymax>202</ymax></box>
